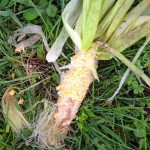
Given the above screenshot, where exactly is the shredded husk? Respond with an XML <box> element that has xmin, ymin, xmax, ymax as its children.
<box><xmin>2</xmin><ymin>88</ymin><xmax>30</xmax><ymax>134</ymax></box>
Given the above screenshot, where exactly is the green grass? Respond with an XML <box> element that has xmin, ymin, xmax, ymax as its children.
<box><xmin>0</xmin><ymin>0</ymin><xmax>150</xmax><ymax>150</ymax></box>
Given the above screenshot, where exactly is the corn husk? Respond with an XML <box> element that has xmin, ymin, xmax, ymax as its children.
<box><xmin>2</xmin><ymin>88</ymin><xmax>30</xmax><ymax>134</ymax></box>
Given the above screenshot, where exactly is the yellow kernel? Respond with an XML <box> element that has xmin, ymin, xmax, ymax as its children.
<box><xmin>11</xmin><ymin>73</ymin><xmax>15</xmax><ymax>79</ymax></box>
<box><xmin>18</xmin><ymin>98</ymin><xmax>24</xmax><ymax>105</ymax></box>
<box><xmin>9</xmin><ymin>90</ymin><xmax>15</xmax><ymax>96</ymax></box>
<box><xmin>54</xmin><ymin>113</ymin><xmax>58</xmax><ymax>119</ymax></box>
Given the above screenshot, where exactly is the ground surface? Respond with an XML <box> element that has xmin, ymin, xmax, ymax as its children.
<box><xmin>0</xmin><ymin>0</ymin><xmax>150</xmax><ymax>150</ymax></box>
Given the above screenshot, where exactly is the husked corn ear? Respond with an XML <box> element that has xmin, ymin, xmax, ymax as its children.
<box><xmin>55</xmin><ymin>51</ymin><xmax>97</xmax><ymax>126</ymax></box>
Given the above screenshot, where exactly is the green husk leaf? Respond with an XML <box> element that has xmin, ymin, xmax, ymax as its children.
<box><xmin>142</xmin><ymin>5</ymin><xmax>150</xmax><ymax>15</ymax></box>
<box><xmin>97</xmin><ymin>19</ymin><xmax>150</xmax><ymax>60</ymax></box>
<box><xmin>75</xmin><ymin>13</ymin><xmax>83</xmax><ymax>51</ymax></box>
<box><xmin>81</xmin><ymin>0</ymin><xmax>102</xmax><ymax>50</ymax></box>
<box><xmin>104</xmin><ymin>0</ymin><xmax>135</xmax><ymax>42</ymax></box>
<box><xmin>62</xmin><ymin>0</ymin><xmax>82</xmax><ymax>49</ymax></box>
<box><xmin>95</xmin><ymin>0</ymin><xmax>125</xmax><ymax>38</ymax></box>
<box><xmin>46</xmin><ymin>27</ymin><xmax>69</xmax><ymax>62</ymax></box>
<box><xmin>112</xmin><ymin>19</ymin><xmax>150</xmax><ymax>52</ymax></box>
<box><xmin>109</xmin><ymin>0</ymin><xmax>150</xmax><ymax>41</ymax></box>
<box><xmin>98</xmin><ymin>0</ymin><xmax>115</xmax><ymax>22</ymax></box>
<box><xmin>46</xmin><ymin>0</ymin><xmax>82</xmax><ymax>62</ymax></box>
<box><xmin>134</xmin><ymin>16</ymin><xmax>150</xmax><ymax>28</ymax></box>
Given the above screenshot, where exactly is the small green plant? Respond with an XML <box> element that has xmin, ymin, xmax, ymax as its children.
<box><xmin>22</xmin><ymin>0</ymin><xmax>58</xmax><ymax>20</ymax></box>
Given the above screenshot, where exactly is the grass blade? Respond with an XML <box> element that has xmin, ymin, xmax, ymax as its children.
<box><xmin>6</xmin><ymin>9</ymin><xmax>23</xmax><ymax>27</ymax></box>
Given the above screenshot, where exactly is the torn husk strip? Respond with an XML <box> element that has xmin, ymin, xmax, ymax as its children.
<box><xmin>12</xmin><ymin>25</ymin><xmax>42</xmax><ymax>51</ymax></box>
<box><xmin>2</xmin><ymin>88</ymin><xmax>30</xmax><ymax>134</ymax></box>
<box><xmin>107</xmin><ymin>36</ymin><xmax>150</xmax><ymax>103</ymax></box>
<box><xmin>96</xmin><ymin>41</ymin><xmax>150</xmax><ymax>87</ymax></box>
<box><xmin>11</xmin><ymin>24</ymin><xmax>61</xmax><ymax>74</ymax></box>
